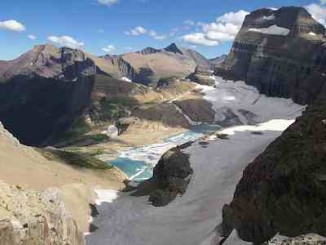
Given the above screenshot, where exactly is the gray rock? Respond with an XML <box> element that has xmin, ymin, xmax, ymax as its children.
<box><xmin>148</xmin><ymin>147</ymin><xmax>193</xmax><ymax>207</ymax></box>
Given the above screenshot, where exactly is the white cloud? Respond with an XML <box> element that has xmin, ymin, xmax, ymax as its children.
<box><xmin>182</xmin><ymin>33</ymin><xmax>219</xmax><ymax>46</ymax></box>
<box><xmin>0</xmin><ymin>20</ymin><xmax>25</xmax><ymax>32</ymax></box>
<box><xmin>148</xmin><ymin>30</ymin><xmax>166</xmax><ymax>40</ymax></box>
<box><xmin>184</xmin><ymin>19</ymin><xmax>195</xmax><ymax>26</ymax></box>
<box><xmin>181</xmin><ymin>10</ymin><xmax>249</xmax><ymax>46</ymax></box>
<box><xmin>102</xmin><ymin>45</ymin><xmax>116</xmax><ymax>53</ymax></box>
<box><xmin>216</xmin><ymin>10</ymin><xmax>249</xmax><ymax>26</ymax></box>
<box><xmin>47</xmin><ymin>35</ymin><xmax>84</xmax><ymax>49</ymax></box>
<box><xmin>125</xmin><ymin>26</ymin><xmax>166</xmax><ymax>40</ymax></box>
<box><xmin>305</xmin><ymin>3</ymin><xmax>326</xmax><ymax>26</ymax></box>
<box><xmin>98</xmin><ymin>0</ymin><xmax>118</xmax><ymax>6</ymax></box>
<box><xmin>126</xmin><ymin>26</ymin><xmax>147</xmax><ymax>36</ymax></box>
<box><xmin>28</xmin><ymin>34</ymin><xmax>36</xmax><ymax>40</ymax></box>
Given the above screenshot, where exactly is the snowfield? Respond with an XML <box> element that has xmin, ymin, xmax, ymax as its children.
<box><xmin>248</xmin><ymin>24</ymin><xmax>290</xmax><ymax>36</ymax></box>
<box><xmin>86</xmin><ymin>77</ymin><xmax>304</xmax><ymax>245</ymax></box>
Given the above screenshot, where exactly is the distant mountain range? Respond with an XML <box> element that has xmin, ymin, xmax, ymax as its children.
<box><xmin>0</xmin><ymin>43</ymin><xmax>217</xmax><ymax>86</ymax></box>
<box><xmin>0</xmin><ymin>43</ymin><xmax>224</xmax><ymax>146</ymax></box>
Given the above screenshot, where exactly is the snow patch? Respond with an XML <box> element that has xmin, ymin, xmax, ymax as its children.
<box><xmin>249</xmin><ymin>25</ymin><xmax>290</xmax><ymax>36</ymax></box>
<box><xmin>263</xmin><ymin>15</ymin><xmax>276</xmax><ymax>20</ymax></box>
<box><xmin>223</xmin><ymin>230</ymin><xmax>252</xmax><ymax>245</ymax></box>
<box><xmin>94</xmin><ymin>189</ymin><xmax>118</xmax><ymax>206</ymax></box>
<box><xmin>101</xmin><ymin>125</ymin><xmax>119</xmax><ymax>138</ymax></box>
<box><xmin>120</xmin><ymin>77</ymin><xmax>132</xmax><ymax>82</ymax></box>
<box><xmin>196</xmin><ymin>77</ymin><xmax>303</xmax><ymax>125</ymax></box>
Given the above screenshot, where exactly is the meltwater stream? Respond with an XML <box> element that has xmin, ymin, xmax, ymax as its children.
<box><xmin>109</xmin><ymin>124</ymin><xmax>219</xmax><ymax>182</ymax></box>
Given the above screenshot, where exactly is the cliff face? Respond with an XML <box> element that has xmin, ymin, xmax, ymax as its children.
<box><xmin>0</xmin><ymin>75</ymin><xmax>94</xmax><ymax>146</ymax></box>
<box><xmin>0</xmin><ymin>182</ymin><xmax>83</xmax><ymax>245</ymax></box>
<box><xmin>100</xmin><ymin>55</ymin><xmax>137</xmax><ymax>80</ymax></box>
<box><xmin>218</xmin><ymin>7</ymin><xmax>326</xmax><ymax>104</ymax></box>
<box><xmin>222</xmin><ymin>102</ymin><xmax>326</xmax><ymax>243</ymax></box>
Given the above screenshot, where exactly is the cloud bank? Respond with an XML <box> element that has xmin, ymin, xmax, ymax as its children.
<box><xmin>182</xmin><ymin>10</ymin><xmax>249</xmax><ymax>46</ymax></box>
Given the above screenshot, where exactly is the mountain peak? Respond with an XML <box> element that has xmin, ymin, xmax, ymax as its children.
<box><xmin>164</xmin><ymin>43</ymin><xmax>184</xmax><ymax>55</ymax></box>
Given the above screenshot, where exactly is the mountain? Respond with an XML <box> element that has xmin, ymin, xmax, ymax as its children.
<box><xmin>214</xmin><ymin>6</ymin><xmax>326</xmax><ymax>244</ymax></box>
<box><xmin>0</xmin><ymin>43</ymin><xmax>213</xmax><ymax>145</ymax></box>
<box><xmin>0</xmin><ymin>44</ymin><xmax>98</xmax><ymax>82</ymax></box>
<box><xmin>209</xmin><ymin>54</ymin><xmax>227</xmax><ymax>66</ymax></box>
<box><xmin>0</xmin><ymin>43</ymin><xmax>211</xmax><ymax>86</ymax></box>
<box><xmin>216</xmin><ymin>6</ymin><xmax>326</xmax><ymax>104</ymax></box>
<box><xmin>118</xmin><ymin>43</ymin><xmax>212</xmax><ymax>85</ymax></box>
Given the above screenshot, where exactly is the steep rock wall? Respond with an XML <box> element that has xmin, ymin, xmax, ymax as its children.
<box><xmin>217</xmin><ymin>7</ymin><xmax>326</xmax><ymax>104</ymax></box>
<box><xmin>222</xmin><ymin>102</ymin><xmax>326</xmax><ymax>243</ymax></box>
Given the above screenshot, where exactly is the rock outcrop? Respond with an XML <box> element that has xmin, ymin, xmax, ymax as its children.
<box><xmin>217</xmin><ymin>7</ymin><xmax>326</xmax><ymax>104</ymax></box>
<box><xmin>187</xmin><ymin>66</ymin><xmax>215</xmax><ymax>86</ymax></box>
<box><xmin>135</xmin><ymin>147</ymin><xmax>193</xmax><ymax>207</ymax></box>
<box><xmin>0</xmin><ymin>75</ymin><xmax>94</xmax><ymax>146</ymax></box>
<box><xmin>0</xmin><ymin>181</ymin><xmax>83</xmax><ymax>245</ymax></box>
<box><xmin>149</xmin><ymin>147</ymin><xmax>193</xmax><ymax>207</ymax></box>
<box><xmin>221</xmin><ymin>102</ymin><xmax>326</xmax><ymax>243</ymax></box>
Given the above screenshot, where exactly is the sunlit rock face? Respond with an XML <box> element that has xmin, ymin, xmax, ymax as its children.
<box><xmin>0</xmin><ymin>181</ymin><xmax>83</xmax><ymax>245</ymax></box>
<box><xmin>217</xmin><ymin>6</ymin><xmax>326</xmax><ymax>104</ymax></box>
<box><xmin>0</xmin><ymin>44</ymin><xmax>98</xmax><ymax>82</ymax></box>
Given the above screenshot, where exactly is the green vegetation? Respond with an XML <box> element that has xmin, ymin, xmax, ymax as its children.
<box><xmin>60</xmin><ymin>117</ymin><xmax>91</xmax><ymax>141</ymax></box>
<box><xmin>91</xmin><ymin>97</ymin><xmax>137</xmax><ymax>122</ymax></box>
<box><xmin>38</xmin><ymin>148</ymin><xmax>112</xmax><ymax>170</ymax></box>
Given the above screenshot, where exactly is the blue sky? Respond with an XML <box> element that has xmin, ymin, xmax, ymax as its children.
<box><xmin>0</xmin><ymin>0</ymin><xmax>325</xmax><ymax>60</ymax></box>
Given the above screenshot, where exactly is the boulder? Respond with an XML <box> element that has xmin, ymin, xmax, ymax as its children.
<box><xmin>148</xmin><ymin>148</ymin><xmax>193</xmax><ymax>207</ymax></box>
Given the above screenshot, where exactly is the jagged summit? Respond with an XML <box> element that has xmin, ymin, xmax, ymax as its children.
<box><xmin>0</xmin><ymin>42</ymin><xmax>214</xmax><ymax>85</ymax></box>
<box><xmin>164</xmin><ymin>43</ymin><xmax>184</xmax><ymax>55</ymax></box>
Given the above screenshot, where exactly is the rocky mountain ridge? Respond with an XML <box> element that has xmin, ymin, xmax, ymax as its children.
<box><xmin>0</xmin><ymin>44</ymin><xmax>98</xmax><ymax>82</ymax></box>
<box><xmin>0</xmin><ymin>43</ymin><xmax>212</xmax><ymax>86</ymax></box>
<box><xmin>217</xmin><ymin>6</ymin><xmax>326</xmax><ymax>104</ymax></box>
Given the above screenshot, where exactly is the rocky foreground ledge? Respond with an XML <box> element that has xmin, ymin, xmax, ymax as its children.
<box><xmin>221</xmin><ymin>102</ymin><xmax>326</xmax><ymax>244</ymax></box>
<box><xmin>0</xmin><ymin>181</ymin><xmax>83</xmax><ymax>245</ymax></box>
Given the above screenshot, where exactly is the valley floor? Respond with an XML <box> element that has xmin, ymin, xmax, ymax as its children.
<box><xmin>85</xmin><ymin>77</ymin><xmax>304</xmax><ymax>245</ymax></box>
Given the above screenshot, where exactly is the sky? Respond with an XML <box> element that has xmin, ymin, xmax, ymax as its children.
<box><xmin>0</xmin><ymin>0</ymin><xmax>325</xmax><ymax>60</ymax></box>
